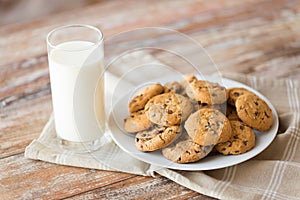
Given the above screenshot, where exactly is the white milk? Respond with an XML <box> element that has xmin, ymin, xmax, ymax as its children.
<box><xmin>49</xmin><ymin>41</ymin><xmax>105</xmax><ymax>142</ymax></box>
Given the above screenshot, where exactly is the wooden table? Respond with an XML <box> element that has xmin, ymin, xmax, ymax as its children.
<box><xmin>1</xmin><ymin>0</ymin><xmax>300</xmax><ymax>199</ymax></box>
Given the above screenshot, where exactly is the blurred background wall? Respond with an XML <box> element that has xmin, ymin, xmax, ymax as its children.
<box><xmin>0</xmin><ymin>0</ymin><xmax>104</xmax><ymax>26</ymax></box>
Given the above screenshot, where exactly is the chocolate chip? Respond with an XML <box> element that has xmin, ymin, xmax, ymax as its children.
<box><xmin>233</xmin><ymin>92</ymin><xmax>240</xmax><ymax>97</ymax></box>
<box><xmin>243</xmin><ymin>141</ymin><xmax>248</xmax><ymax>146</ymax></box>
<box><xmin>254</xmin><ymin>101</ymin><xmax>258</xmax><ymax>106</ymax></box>
<box><xmin>136</xmin><ymin>138</ymin><xmax>139</xmax><ymax>142</ymax></box>
<box><xmin>204</xmin><ymin>124</ymin><xmax>209</xmax><ymax>130</ymax></box>
<box><xmin>240</xmin><ymin>125</ymin><xmax>244</xmax><ymax>130</ymax></box>
<box><xmin>255</xmin><ymin>111</ymin><xmax>259</xmax><ymax>116</ymax></box>
<box><xmin>167</xmin><ymin>110</ymin><xmax>173</xmax><ymax>114</ymax></box>
<box><xmin>265</xmin><ymin>111</ymin><xmax>270</xmax><ymax>118</ymax></box>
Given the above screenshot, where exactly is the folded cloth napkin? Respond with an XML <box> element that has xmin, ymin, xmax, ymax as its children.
<box><xmin>25</xmin><ymin>52</ymin><xmax>300</xmax><ymax>200</ymax></box>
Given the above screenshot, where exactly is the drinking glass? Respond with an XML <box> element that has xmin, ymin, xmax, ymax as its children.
<box><xmin>47</xmin><ymin>24</ymin><xmax>105</xmax><ymax>152</ymax></box>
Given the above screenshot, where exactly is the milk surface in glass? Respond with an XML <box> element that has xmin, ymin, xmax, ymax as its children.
<box><xmin>49</xmin><ymin>41</ymin><xmax>105</xmax><ymax>142</ymax></box>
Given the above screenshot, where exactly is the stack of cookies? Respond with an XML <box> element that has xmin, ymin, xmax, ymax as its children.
<box><xmin>123</xmin><ymin>75</ymin><xmax>274</xmax><ymax>164</ymax></box>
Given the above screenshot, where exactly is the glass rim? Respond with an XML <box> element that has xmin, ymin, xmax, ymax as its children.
<box><xmin>46</xmin><ymin>24</ymin><xmax>104</xmax><ymax>52</ymax></box>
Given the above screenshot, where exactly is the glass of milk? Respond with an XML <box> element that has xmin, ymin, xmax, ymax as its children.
<box><xmin>47</xmin><ymin>24</ymin><xmax>106</xmax><ymax>152</ymax></box>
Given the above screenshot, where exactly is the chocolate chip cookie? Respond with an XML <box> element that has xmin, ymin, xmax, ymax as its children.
<box><xmin>215</xmin><ymin>120</ymin><xmax>255</xmax><ymax>155</ymax></box>
<box><xmin>226</xmin><ymin>104</ymin><xmax>240</xmax><ymax>120</ymax></box>
<box><xmin>184</xmin><ymin>108</ymin><xmax>232</xmax><ymax>146</ymax></box>
<box><xmin>135</xmin><ymin>125</ymin><xmax>181</xmax><ymax>152</ymax></box>
<box><xmin>164</xmin><ymin>81</ymin><xmax>184</xmax><ymax>94</ymax></box>
<box><xmin>236</xmin><ymin>94</ymin><xmax>273</xmax><ymax>131</ymax></box>
<box><xmin>145</xmin><ymin>93</ymin><xmax>193</xmax><ymax>126</ymax></box>
<box><xmin>128</xmin><ymin>83</ymin><xmax>164</xmax><ymax>113</ymax></box>
<box><xmin>186</xmin><ymin>80</ymin><xmax>227</xmax><ymax>105</ymax></box>
<box><xmin>123</xmin><ymin>110</ymin><xmax>152</xmax><ymax>133</ymax></box>
<box><xmin>162</xmin><ymin>138</ymin><xmax>214</xmax><ymax>164</ymax></box>
<box><xmin>227</xmin><ymin>87</ymin><xmax>255</xmax><ymax>106</ymax></box>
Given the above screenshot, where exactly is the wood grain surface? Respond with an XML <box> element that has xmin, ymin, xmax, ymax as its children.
<box><xmin>1</xmin><ymin>0</ymin><xmax>300</xmax><ymax>199</ymax></box>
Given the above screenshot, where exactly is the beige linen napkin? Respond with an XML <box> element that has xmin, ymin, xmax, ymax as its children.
<box><xmin>25</xmin><ymin>52</ymin><xmax>300</xmax><ymax>200</ymax></box>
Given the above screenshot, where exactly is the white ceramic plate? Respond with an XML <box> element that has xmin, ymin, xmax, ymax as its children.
<box><xmin>108</xmin><ymin>76</ymin><xmax>279</xmax><ymax>171</ymax></box>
